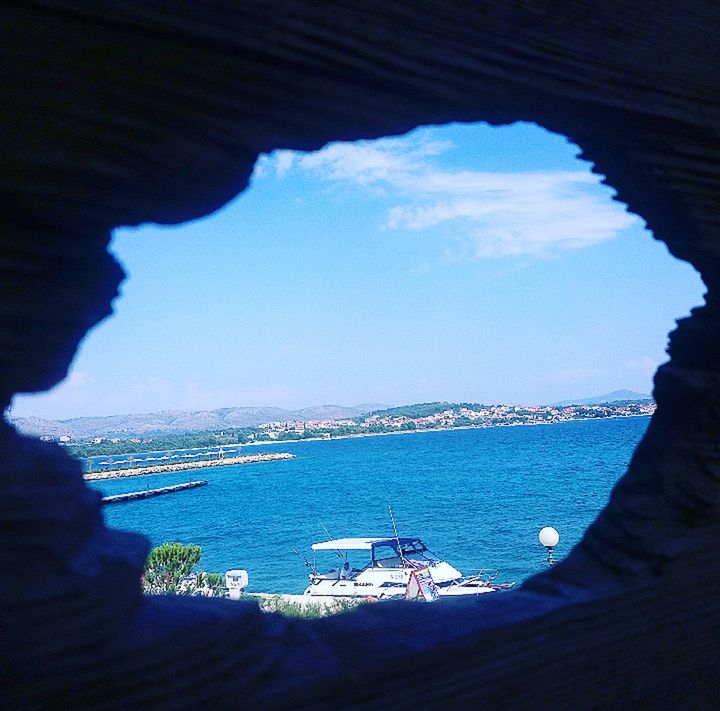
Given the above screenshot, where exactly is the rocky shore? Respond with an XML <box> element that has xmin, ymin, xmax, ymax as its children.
<box><xmin>84</xmin><ymin>452</ymin><xmax>295</xmax><ymax>480</ymax></box>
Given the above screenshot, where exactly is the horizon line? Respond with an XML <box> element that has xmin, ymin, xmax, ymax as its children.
<box><xmin>8</xmin><ymin>390</ymin><xmax>653</xmax><ymax>423</ymax></box>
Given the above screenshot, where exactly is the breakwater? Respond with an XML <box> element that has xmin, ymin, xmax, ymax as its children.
<box><xmin>102</xmin><ymin>480</ymin><xmax>208</xmax><ymax>504</ymax></box>
<box><xmin>85</xmin><ymin>452</ymin><xmax>295</xmax><ymax>480</ymax></box>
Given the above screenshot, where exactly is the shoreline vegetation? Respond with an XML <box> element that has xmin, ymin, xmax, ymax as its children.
<box><xmin>68</xmin><ymin>400</ymin><xmax>655</xmax><ymax>463</ymax></box>
<box><xmin>84</xmin><ymin>452</ymin><xmax>295</xmax><ymax>480</ymax></box>
<box><xmin>142</xmin><ymin>542</ymin><xmax>358</xmax><ymax>617</ymax></box>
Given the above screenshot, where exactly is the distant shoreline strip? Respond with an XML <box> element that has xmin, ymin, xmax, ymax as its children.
<box><xmin>84</xmin><ymin>451</ymin><xmax>295</xmax><ymax>480</ymax></box>
<box><xmin>239</xmin><ymin>412</ymin><xmax>654</xmax><ymax>448</ymax></box>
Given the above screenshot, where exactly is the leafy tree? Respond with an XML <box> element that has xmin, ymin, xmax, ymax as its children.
<box><xmin>142</xmin><ymin>542</ymin><xmax>202</xmax><ymax>595</ymax></box>
<box><xmin>196</xmin><ymin>571</ymin><xmax>228</xmax><ymax>597</ymax></box>
<box><xmin>142</xmin><ymin>542</ymin><xmax>230</xmax><ymax>597</ymax></box>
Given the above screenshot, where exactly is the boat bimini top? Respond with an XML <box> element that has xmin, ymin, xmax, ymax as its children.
<box><xmin>311</xmin><ymin>537</ymin><xmax>424</xmax><ymax>552</ymax></box>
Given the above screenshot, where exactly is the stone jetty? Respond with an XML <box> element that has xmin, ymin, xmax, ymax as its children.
<box><xmin>85</xmin><ymin>452</ymin><xmax>295</xmax><ymax>481</ymax></box>
<box><xmin>102</xmin><ymin>480</ymin><xmax>208</xmax><ymax>504</ymax></box>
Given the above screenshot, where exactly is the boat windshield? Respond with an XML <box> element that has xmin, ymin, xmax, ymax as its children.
<box><xmin>372</xmin><ymin>539</ymin><xmax>437</xmax><ymax>567</ymax></box>
<box><xmin>399</xmin><ymin>540</ymin><xmax>429</xmax><ymax>556</ymax></box>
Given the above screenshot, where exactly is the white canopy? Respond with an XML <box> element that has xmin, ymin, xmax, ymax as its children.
<box><xmin>311</xmin><ymin>537</ymin><xmax>392</xmax><ymax>551</ymax></box>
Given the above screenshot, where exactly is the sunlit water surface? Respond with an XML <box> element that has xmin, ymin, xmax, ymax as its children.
<box><xmin>92</xmin><ymin>417</ymin><xmax>649</xmax><ymax>593</ymax></box>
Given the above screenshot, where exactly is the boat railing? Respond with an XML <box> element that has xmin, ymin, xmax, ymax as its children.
<box><xmin>458</xmin><ymin>569</ymin><xmax>499</xmax><ymax>584</ymax></box>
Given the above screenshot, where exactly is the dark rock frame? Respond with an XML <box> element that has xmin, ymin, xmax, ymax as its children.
<box><xmin>1</xmin><ymin>2</ymin><xmax>718</xmax><ymax>707</ymax></box>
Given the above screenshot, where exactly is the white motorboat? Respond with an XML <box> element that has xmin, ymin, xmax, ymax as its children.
<box><xmin>302</xmin><ymin>536</ymin><xmax>514</xmax><ymax>601</ymax></box>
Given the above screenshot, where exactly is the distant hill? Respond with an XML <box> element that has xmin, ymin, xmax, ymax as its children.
<box><xmin>366</xmin><ymin>402</ymin><xmax>489</xmax><ymax>419</ymax></box>
<box><xmin>11</xmin><ymin>393</ymin><xmax>655</xmax><ymax>439</ymax></box>
<box><xmin>367</xmin><ymin>402</ymin><xmax>453</xmax><ymax>419</ymax></box>
<box><xmin>10</xmin><ymin>403</ymin><xmax>386</xmax><ymax>439</ymax></box>
<box><xmin>552</xmin><ymin>390</ymin><xmax>653</xmax><ymax>407</ymax></box>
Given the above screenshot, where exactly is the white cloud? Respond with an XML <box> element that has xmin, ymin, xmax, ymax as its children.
<box><xmin>296</xmin><ymin>138</ymin><xmax>453</xmax><ymax>185</ymax></box>
<box><xmin>273</xmin><ymin>150</ymin><xmax>296</xmax><ymax>178</ymax></box>
<box><xmin>260</xmin><ymin>132</ymin><xmax>638</xmax><ymax>258</ymax></box>
<box><xmin>252</xmin><ymin>150</ymin><xmax>296</xmax><ymax>180</ymax></box>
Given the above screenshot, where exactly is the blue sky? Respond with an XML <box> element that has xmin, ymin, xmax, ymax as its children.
<box><xmin>12</xmin><ymin>122</ymin><xmax>705</xmax><ymax>419</ymax></box>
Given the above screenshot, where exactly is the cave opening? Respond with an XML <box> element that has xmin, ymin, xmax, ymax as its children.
<box><xmin>9</xmin><ymin>120</ymin><xmax>705</xmax><ymax>592</ymax></box>
<box><xmin>3</xmin><ymin>2</ymin><xmax>720</xmax><ymax>704</ymax></box>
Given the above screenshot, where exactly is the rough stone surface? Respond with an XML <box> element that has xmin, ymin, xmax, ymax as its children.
<box><xmin>1</xmin><ymin>1</ymin><xmax>719</xmax><ymax>707</ymax></box>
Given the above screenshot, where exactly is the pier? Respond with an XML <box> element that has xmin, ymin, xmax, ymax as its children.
<box><xmin>86</xmin><ymin>451</ymin><xmax>295</xmax><ymax>481</ymax></box>
<box><xmin>102</xmin><ymin>480</ymin><xmax>208</xmax><ymax>505</ymax></box>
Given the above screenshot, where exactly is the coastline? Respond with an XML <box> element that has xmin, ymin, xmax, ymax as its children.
<box><xmin>84</xmin><ymin>451</ymin><xmax>295</xmax><ymax>480</ymax></box>
<box><xmin>79</xmin><ymin>413</ymin><xmax>653</xmax><ymax>469</ymax></box>
<box><xmin>239</xmin><ymin>412</ymin><xmax>653</xmax><ymax>448</ymax></box>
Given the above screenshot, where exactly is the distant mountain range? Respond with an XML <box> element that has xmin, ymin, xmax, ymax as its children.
<box><xmin>552</xmin><ymin>390</ymin><xmax>653</xmax><ymax>407</ymax></box>
<box><xmin>10</xmin><ymin>404</ymin><xmax>386</xmax><ymax>439</ymax></box>
<box><xmin>10</xmin><ymin>390</ymin><xmax>654</xmax><ymax>439</ymax></box>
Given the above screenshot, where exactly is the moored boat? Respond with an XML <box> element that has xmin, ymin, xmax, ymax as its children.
<box><xmin>303</xmin><ymin>536</ymin><xmax>514</xmax><ymax>601</ymax></box>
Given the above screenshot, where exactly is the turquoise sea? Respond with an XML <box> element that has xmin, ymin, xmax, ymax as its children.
<box><xmin>91</xmin><ymin>416</ymin><xmax>650</xmax><ymax>594</ymax></box>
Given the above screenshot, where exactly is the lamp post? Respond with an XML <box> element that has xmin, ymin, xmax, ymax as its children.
<box><xmin>539</xmin><ymin>526</ymin><xmax>560</xmax><ymax>566</ymax></box>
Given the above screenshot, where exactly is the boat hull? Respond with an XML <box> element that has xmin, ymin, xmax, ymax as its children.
<box><xmin>303</xmin><ymin>570</ymin><xmax>498</xmax><ymax>600</ymax></box>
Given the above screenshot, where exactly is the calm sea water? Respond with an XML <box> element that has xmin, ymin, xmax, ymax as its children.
<box><xmin>91</xmin><ymin>417</ymin><xmax>649</xmax><ymax>593</ymax></box>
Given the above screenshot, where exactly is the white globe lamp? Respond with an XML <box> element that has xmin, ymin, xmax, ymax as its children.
<box><xmin>539</xmin><ymin>526</ymin><xmax>560</xmax><ymax>565</ymax></box>
<box><xmin>539</xmin><ymin>527</ymin><xmax>560</xmax><ymax>548</ymax></box>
